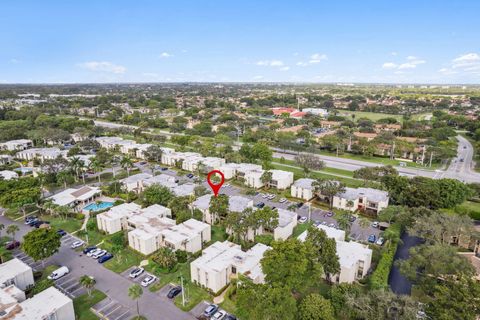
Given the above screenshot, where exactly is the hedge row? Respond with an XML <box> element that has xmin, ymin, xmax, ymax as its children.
<box><xmin>368</xmin><ymin>223</ymin><xmax>402</xmax><ymax>290</ymax></box>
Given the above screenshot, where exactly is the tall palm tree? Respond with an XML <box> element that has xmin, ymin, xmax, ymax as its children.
<box><xmin>260</xmin><ymin>171</ymin><xmax>273</xmax><ymax>189</ymax></box>
<box><xmin>79</xmin><ymin>275</ymin><xmax>96</xmax><ymax>297</ymax></box>
<box><xmin>128</xmin><ymin>284</ymin><xmax>143</xmax><ymax>317</ymax></box>
<box><xmin>69</xmin><ymin>156</ymin><xmax>82</xmax><ymax>182</ymax></box>
<box><xmin>57</xmin><ymin>171</ymin><xmax>70</xmax><ymax>189</ymax></box>
<box><xmin>121</xmin><ymin>156</ymin><xmax>133</xmax><ymax>177</ymax></box>
<box><xmin>89</xmin><ymin>158</ymin><xmax>104</xmax><ymax>183</ymax></box>
<box><xmin>6</xmin><ymin>225</ymin><xmax>19</xmax><ymax>241</ymax></box>
<box><xmin>0</xmin><ymin>246</ymin><xmax>11</xmax><ymax>263</ymax></box>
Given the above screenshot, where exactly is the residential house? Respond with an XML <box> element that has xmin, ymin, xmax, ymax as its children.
<box><xmin>303</xmin><ymin>108</ymin><xmax>329</xmax><ymax>117</ymax></box>
<box><xmin>291</xmin><ymin>178</ymin><xmax>316</xmax><ymax>200</ymax></box>
<box><xmin>273</xmin><ymin>208</ymin><xmax>298</xmax><ymax>240</ymax></box>
<box><xmin>120</xmin><ymin>173</ymin><xmax>153</xmax><ymax>193</ymax></box>
<box><xmin>159</xmin><ymin>219</ymin><xmax>211</xmax><ymax>253</ymax></box>
<box><xmin>192</xmin><ymin>194</ymin><xmax>253</xmax><ymax>224</ymax></box>
<box><xmin>0</xmin><ymin>139</ymin><xmax>33</xmax><ymax>151</ymax></box>
<box><xmin>243</xmin><ymin>169</ymin><xmax>265</xmax><ymax>189</ymax></box>
<box><xmin>48</xmin><ymin>186</ymin><xmax>101</xmax><ymax>211</ymax></box>
<box><xmin>268</xmin><ymin>170</ymin><xmax>294</xmax><ymax>190</ymax></box>
<box><xmin>190</xmin><ymin>241</ymin><xmax>271</xmax><ymax>293</ymax></box>
<box><xmin>298</xmin><ymin>225</ymin><xmax>372</xmax><ymax>283</ymax></box>
<box><xmin>332</xmin><ymin>187</ymin><xmax>389</xmax><ymax>214</ymax></box>
<box><xmin>0</xmin><ymin>155</ymin><xmax>13</xmax><ymax>165</ymax></box>
<box><xmin>0</xmin><ymin>259</ymin><xmax>34</xmax><ymax>291</ymax></box>
<box><xmin>171</xmin><ymin>183</ymin><xmax>196</xmax><ymax>197</ymax></box>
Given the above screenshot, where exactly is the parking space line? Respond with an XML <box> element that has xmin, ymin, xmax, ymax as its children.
<box><xmin>103</xmin><ymin>304</ymin><xmax>122</xmax><ymax>317</ymax></box>
<box><xmin>97</xmin><ymin>301</ymin><xmax>116</xmax><ymax>313</ymax></box>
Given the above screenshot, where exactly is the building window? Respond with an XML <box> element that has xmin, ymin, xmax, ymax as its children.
<box><xmin>232</xmin><ymin>266</ymin><xmax>237</xmax><ymax>274</ymax></box>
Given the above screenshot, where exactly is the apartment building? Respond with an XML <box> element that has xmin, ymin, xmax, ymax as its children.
<box><xmin>0</xmin><ymin>286</ymin><xmax>75</xmax><ymax>320</ymax></box>
<box><xmin>290</xmin><ymin>178</ymin><xmax>316</xmax><ymax>200</ymax></box>
<box><xmin>235</xmin><ymin>163</ymin><xmax>263</xmax><ymax>181</ymax></box>
<box><xmin>332</xmin><ymin>187</ymin><xmax>389</xmax><ymax>214</ymax></box>
<box><xmin>243</xmin><ymin>169</ymin><xmax>265</xmax><ymax>189</ymax></box>
<box><xmin>298</xmin><ymin>225</ymin><xmax>371</xmax><ymax>283</ymax></box>
<box><xmin>190</xmin><ymin>241</ymin><xmax>270</xmax><ymax>293</ymax></box>
<box><xmin>159</xmin><ymin>219</ymin><xmax>211</xmax><ymax>253</ymax></box>
<box><xmin>191</xmin><ymin>194</ymin><xmax>253</xmax><ymax>224</ymax></box>
<box><xmin>120</xmin><ymin>173</ymin><xmax>154</xmax><ymax>193</ymax></box>
<box><xmin>0</xmin><ymin>259</ymin><xmax>34</xmax><ymax>291</ymax></box>
<box><xmin>0</xmin><ymin>155</ymin><xmax>13</xmax><ymax>165</ymax></box>
<box><xmin>15</xmin><ymin>147</ymin><xmax>65</xmax><ymax>162</ymax></box>
<box><xmin>0</xmin><ymin>139</ymin><xmax>33</xmax><ymax>151</ymax></box>
<box><xmin>97</xmin><ymin>202</ymin><xmax>142</xmax><ymax>234</ymax></box>
<box><xmin>268</xmin><ymin>170</ymin><xmax>294</xmax><ymax>190</ymax></box>
<box><xmin>273</xmin><ymin>208</ymin><xmax>298</xmax><ymax>240</ymax></box>
<box><xmin>48</xmin><ymin>186</ymin><xmax>102</xmax><ymax>211</ymax></box>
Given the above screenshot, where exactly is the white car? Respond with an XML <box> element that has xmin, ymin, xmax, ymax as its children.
<box><xmin>86</xmin><ymin>248</ymin><xmax>102</xmax><ymax>257</ymax></box>
<box><xmin>372</xmin><ymin>221</ymin><xmax>379</xmax><ymax>228</ymax></box>
<box><xmin>211</xmin><ymin>310</ymin><xmax>227</xmax><ymax>320</ymax></box>
<box><xmin>376</xmin><ymin>237</ymin><xmax>385</xmax><ymax>246</ymax></box>
<box><xmin>261</xmin><ymin>193</ymin><xmax>268</xmax><ymax>198</ymax></box>
<box><xmin>129</xmin><ymin>267</ymin><xmax>145</xmax><ymax>278</ymax></box>
<box><xmin>70</xmin><ymin>240</ymin><xmax>84</xmax><ymax>249</ymax></box>
<box><xmin>298</xmin><ymin>216</ymin><xmax>308</xmax><ymax>224</ymax></box>
<box><xmin>141</xmin><ymin>275</ymin><xmax>157</xmax><ymax>287</ymax></box>
<box><xmin>329</xmin><ymin>223</ymin><xmax>336</xmax><ymax>228</ymax></box>
<box><xmin>279</xmin><ymin>198</ymin><xmax>287</xmax><ymax>203</ymax></box>
<box><xmin>47</xmin><ymin>266</ymin><xmax>69</xmax><ymax>280</ymax></box>
<box><xmin>92</xmin><ymin>249</ymin><xmax>107</xmax><ymax>259</ymax></box>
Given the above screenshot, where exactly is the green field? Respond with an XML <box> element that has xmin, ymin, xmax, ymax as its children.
<box><xmin>335</xmin><ymin>110</ymin><xmax>403</xmax><ymax>122</ymax></box>
<box><xmin>73</xmin><ymin>290</ymin><xmax>107</xmax><ymax>320</ymax></box>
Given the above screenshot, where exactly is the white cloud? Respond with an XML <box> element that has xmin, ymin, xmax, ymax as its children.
<box><xmin>252</xmin><ymin>75</ymin><xmax>264</xmax><ymax>80</ymax></box>
<box><xmin>309</xmin><ymin>53</ymin><xmax>328</xmax><ymax>64</ymax></box>
<box><xmin>279</xmin><ymin>66</ymin><xmax>290</xmax><ymax>71</ymax></box>
<box><xmin>79</xmin><ymin>61</ymin><xmax>126</xmax><ymax>74</ymax></box>
<box><xmin>382</xmin><ymin>56</ymin><xmax>425</xmax><ymax>71</ymax></box>
<box><xmin>296</xmin><ymin>61</ymin><xmax>309</xmax><ymax>67</ymax></box>
<box><xmin>382</xmin><ymin>62</ymin><xmax>397</xmax><ymax>69</ymax></box>
<box><xmin>256</xmin><ymin>59</ymin><xmax>284</xmax><ymax>67</ymax></box>
<box><xmin>390</xmin><ymin>52</ymin><xmax>398</xmax><ymax>56</ymax></box>
<box><xmin>452</xmin><ymin>53</ymin><xmax>480</xmax><ymax>72</ymax></box>
<box><xmin>160</xmin><ymin>52</ymin><xmax>173</xmax><ymax>58</ymax></box>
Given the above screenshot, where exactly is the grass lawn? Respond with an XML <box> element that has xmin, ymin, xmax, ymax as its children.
<box><xmin>292</xmin><ymin>222</ymin><xmax>313</xmax><ymax>238</ymax></box>
<box><xmin>102</xmin><ymin>246</ymin><xmax>145</xmax><ymax>273</ymax></box>
<box><xmin>209</xmin><ymin>225</ymin><xmax>228</xmax><ymax>244</ymax></box>
<box><xmin>335</xmin><ymin>110</ymin><xmax>404</xmax><ymax>123</ymax></box>
<box><xmin>39</xmin><ymin>215</ymin><xmax>83</xmax><ymax>233</ymax></box>
<box><xmin>40</xmin><ymin>265</ymin><xmax>59</xmax><ymax>280</ymax></box>
<box><xmin>147</xmin><ymin>260</ymin><xmax>212</xmax><ymax>311</ymax></box>
<box><xmin>276</xmin><ymin>158</ymin><xmax>354</xmax><ymax>178</ymax></box>
<box><xmin>73</xmin><ymin>290</ymin><xmax>107</xmax><ymax>320</ymax></box>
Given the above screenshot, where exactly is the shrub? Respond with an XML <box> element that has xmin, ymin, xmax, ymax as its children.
<box><xmin>75</xmin><ymin>213</ymin><xmax>85</xmax><ymax>220</ymax></box>
<box><xmin>175</xmin><ymin>250</ymin><xmax>188</xmax><ymax>263</ymax></box>
<box><xmin>152</xmin><ymin>247</ymin><xmax>177</xmax><ymax>270</ymax></box>
<box><xmin>254</xmin><ymin>234</ymin><xmax>274</xmax><ymax>246</ymax></box>
<box><xmin>30</xmin><ymin>279</ymin><xmax>54</xmax><ymax>295</ymax></box>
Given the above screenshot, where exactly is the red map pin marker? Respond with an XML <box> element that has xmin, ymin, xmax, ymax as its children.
<box><xmin>207</xmin><ymin>170</ymin><xmax>225</xmax><ymax>197</ymax></box>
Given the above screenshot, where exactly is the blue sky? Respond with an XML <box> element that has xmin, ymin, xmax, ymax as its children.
<box><xmin>1</xmin><ymin>1</ymin><xmax>479</xmax><ymax>84</ymax></box>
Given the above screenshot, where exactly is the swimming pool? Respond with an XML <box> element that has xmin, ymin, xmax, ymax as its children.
<box><xmin>83</xmin><ymin>202</ymin><xmax>114</xmax><ymax>212</ymax></box>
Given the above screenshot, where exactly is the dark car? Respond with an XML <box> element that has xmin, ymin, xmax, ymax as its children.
<box><xmin>167</xmin><ymin>286</ymin><xmax>182</xmax><ymax>299</ymax></box>
<box><xmin>296</xmin><ymin>202</ymin><xmax>304</xmax><ymax>208</ymax></box>
<box><xmin>203</xmin><ymin>304</ymin><xmax>219</xmax><ymax>317</ymax></box>
<box><xmin>83</xmin><ymin>246</ymin><xmax>97</xmax><ymax>254</ymax></box>
<box><xmin>161</xmin><ymin>167</ymin><xmax>168</xmax><ymax>171</ymax></box>
<box><xmin>368</xmin><ymin>234</ymin><xmax>376</xmax><ymax>243</ymax></box>
<box><xmin>27</xmin><ymin>218</ymin><xmax>39</xmax><ymax>226</ymax></box>
<box><xmin>33</xmin><ymin>221</ymin><xmax>50</xmax><ymax>228</ymax></box>
<box><xmin>5</xmin><ymin>240</ymin><xmax>20</xmax><ymax>250</ymax></box>
<box><xmin>349</xmin><ymin>215</ymin><xmax>357</xmax><ymax>222</ymax></box>
<box><xmin>255</xmin><ymin>202</ymin><xmax>265</xmax><ymax>209</ymax></box>
<box><xmin>325</xmin><ymin>211</ymin><xmax>334</xmax><ymax>217</ymax></box>
<box><xmin>186</xmin><ymin>173</ymin><xmax>194</xmax><ymax>178</ymax></box>
<box><xmin>98</xmin><ymin>253</ymin><xmax>113</xmax><ymax>263</ymax></box>
<box><xmin>57</xmin><ymin>229</ymin><xmax>67</xmax><ymax>237</ymax></box>
<box><xmin>225</xmin><ymin>315</ymin><xmax>237</xmax><ymax>320</ymax></box>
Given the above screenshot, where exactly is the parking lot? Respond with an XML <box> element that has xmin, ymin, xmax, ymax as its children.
<box><xmin>190</xmin><ymin>300</ymin><xmax>211</xmax><ymax>318</ymax></box>
<box><xmin>54</xmin><ymin>273</ymin><xmax>87</xmax><ymax>298</ymax></box>
<box><xmin>11</xmin><ymin>250</ymin><xmax>42</xmax><ymax>271</ymax></box>
<box><xmin>91</xmin><ymin>297</ymin><xmax>133</xmax><ymax>320</ymax></box>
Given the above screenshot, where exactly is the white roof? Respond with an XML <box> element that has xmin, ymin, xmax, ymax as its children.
<box><xmin>276</xmin><ymin>208</ymin><xmax>297</xmax><ymax>227</ymax></box>
<box><xmin>49</xmin><ymin>186</ymin><xmax>101</xmax><ymax>206</ymax></box>
<box><xmin>192</xmin><ymin>194</ymin><xmax>211</xmax><ymax>211</ymax></box>
<box><xmin>99</xmin><ymin>202</ymin><xmax>141</xmax><ymax>220</ymax></box>
<box><xmin>337</xmin><ymin>187</ymin><xmax>389</xmax><ymax>203</ymax></box>
<box><xmin>293</xmin><ymin>178</ymin><xmax>316</xmax><ymax>190</ymax></box>
<box><xmin>160</xmin><ymin>218</ymin><xmax>209</xmax><ymax>245</ymax></box>
<box><xmin>1</xmin><ymin>139</ymin><xmax>32</xmax><ymax>145</ymax></box>
<box><xmin>229</xmin><ymin>195</ymin><xmax>253</xmax><ymax>213</ymax></box>
<box><xmin>143</xmin><ymin>174</ymin><xmax>177</xmax><ymax>187</ymax></box>
<box><xmin>0</xmin><ymin>170</ymin><xmax>18</xmax><ymax>180</ymax></box>
<box><xmin>336</xmin><ymin>241</ymin><xmax>372</xmax><ymax>268</ymax></box>
<box><xmin>297</xmin><ymin>224</ymin><xmax>345</xmax><ymax>242</ymax></box>
<box><xmin>16</xmin><ymin>148</ymin><xmax>62</xmax><ymax>158</ymax></box>
<box><xmin>121</xmin><ymin>173</ymin><xmax>153</xmax><ymax>184</ymax></box>
<box><xmin>11</xmin><ymin>287</ymin><xmax>72</xmax><ymax>320</ymax></box>
<box><xmin>172</xmin><ymin>183</ymin><xmax>196</xmax><ymax>197</ymax></box>
<box><xmin>270</xmin><ymin>169</ymin><xmax>294</xmax><ymax>181</ymax></box>
<box><xmin>0</xmin><ymin>259</ymin><xmax>32</xmax><ymax>284</ymax></box>
<box><xmin>236</xmin><ymin>163</ymin><xmax>263</xmax><ymax>173</ymax></box>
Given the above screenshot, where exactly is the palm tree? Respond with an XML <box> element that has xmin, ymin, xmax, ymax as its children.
<box><xmin>6</xmin><ymin>225</ymin><xmax>19</xmax><ymax>241</ymax></box>
<box><xmin>358</xmin><ymin>217</ymin><xmax>371</xmax><ymax>229</ymax></box>
<box><xmin>69</xmin><ymin>156</ymin><xmax>82</xmax><ymax>182</ymax></box>
<box><xmin>57</xmin><ymin>171</ymin><xmax>70</xmax><ymax>189</ymax></box>
<box><xmin>0</xmin><ymin>224</ymin><xmax>4</xmax><ymax>238</ymax></box>
<box><xmin>90</xmin><ymin>158</ymin><xmax>104</xmax><ymax>183</ymax></box>
<box><xmin>128</xmin><ymin>284</ymin><xmax>143</xmax><ymax>317</ymax></box>
<box><xmin>55</xmin><ymin>206</ymin><xmax>71</xmax><ymax>220</ymax></box>
<box><xmin>260</xmin><ymin>171</ymin><xmax>273</xmax><ymax>189</ymax></box>
<box><xmin>79</xmin><ymin>275</ymin><xmax>96</xmax><ymax>297</ymax></box>
<box><xmin>312</xmin><ymin>179</ymin><xmax>346</xmax><ymax>210</ymax></box>
<box><xmin>121</xmin><ymin>156</ymin><xmax>133</xmax><ymax>177</ymax></box>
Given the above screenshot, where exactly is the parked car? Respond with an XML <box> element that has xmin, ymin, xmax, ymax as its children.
<box><xmin>298</xmin><ymin>216</ymin><xmax>308</xmax><ymax>224</ymax></box>
<box><xmin>326</xmin><ymin>211</ymin><xmax>334</xmax><ymax>217</ymax></box>
<box><xmin>225</xmin><ymin>315</ymin><xmax>237</xmax><ymax>320</ymax></box>
<box><xmin>376</xmin><ymin>237</ymin><xmax>385</xmax><ymax>246</ymax></box>
<box><xmin>313</xmin><ymin>221</ymin><xmax>321</xmax><ymax>227</ymax></box>
<box><xmin>267</xmin><ymin>194</ymin><xmax>275</xmax><ymax>200</ymax></box>
<box><xmin>92</xmin><ymin>249</ymin><xmax>107</xmax><ymax>259</ymax></box>
<box><xmin>368</xmin><ymin>234</ymin><xmax>376</xmax><ymax>243</ymax></box>
<box><xmin>141</xmin><ymin>275</ymin><xmax>157</xmax><ymax>287</ymax></box>
<box><xmin>161</xmin><ymin>167</ymin><xmax>168</xmax><ymax>171</ymax></box>
<box><xmin>167</xmin><ymin>286</ymin><xmax>182</xmax><ymax>299</ymax></box>
<box><xmin>329</xmin><ymin>223</ymin><xmax>336</xmax><ymax>228</ymax></box>
<box><xmin>212</xmin><ymin>310</ymin><xmax>227</xmax><ymax>320</ymax></box>
<box><xmin>255</xmin><ymin>202</ymin><xmax>265</xmax><ymax>208</ymax></box>
<box><xmin>5</xmin><ymin>240</ymin><xmax>20</xmax><ymax>250</ymax></box>
<box><xmin>24</xmin><ymin>216</ymin><xmax>37</xmax><ymax>224</ymax></box>
<box><xmin>87</xmin><ymin>248</ymin><xmax>102</xmax><ymax>257</ymax></box>
<box><xmin>27</xmin><ymin>218</ymin><xmax>39</xmax><ymax>226</ymax></box>
<box><xmin>71</xmin><ymin>240</ymin><xmax>84</xmax><ymax>249</ymax></box>
<box><xmin>261</xmin><ymin>193</ymin><xmax>268</xmax><ymax>198</ymax></box>
<box><xmin>349</xmin><ymin>215</ymin><xmax>357</xmax><ymax>222</ymax></box>
<box><xmin>129</xmin><ymin>267</ymin><xmax>145</xmax><ymax>278</ymax></box>
<box><xmin>371</xmin><ymin>221</ymin><xmax>379</xmax><ymax>228</ymax></box>
<box><xmin>98</xmin><ymin>253</ymin><xmax>113</xmax><ymax>263</ymax></box>
<box><xmin>203</xmin><ymin>304</ymin><xmax>219</xmax><ymax>317</ymax></box>
<box><xmin>321</xmin><ymin>221</ymin><xmax>328</xmax><ymax>226</ymax></box>
<box><xmin>186</xmin><ymin>173</ymin><xmax>194</xmax><ymax>178</ymax></box>
<box><xmin>279</xmin><ymin>198</ymin><xmax>287</xmax><ymax>203</ymax></box>
<box><xmin>47</xmin><ymin>266</ymin><xmax>69</xmax><ymax>280</ymax></box>
<box><xmin>57</xmin><ymin>229</ymin><xmax>67</xmax><ymax>237</ymax></box>
<box><xmin>83</xmin><ymin>246</ymin><xmax>97</xmax><ymax>254</ymax></box>
<box><xmin>33</xmin><ymin>221</ymin><xmax>50</xmax><ymax>228</ymax></box>
<box><xmin>296</xmin><ymin>202</ymin><xmax>304</xmax><ymax>208</ymax></box>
